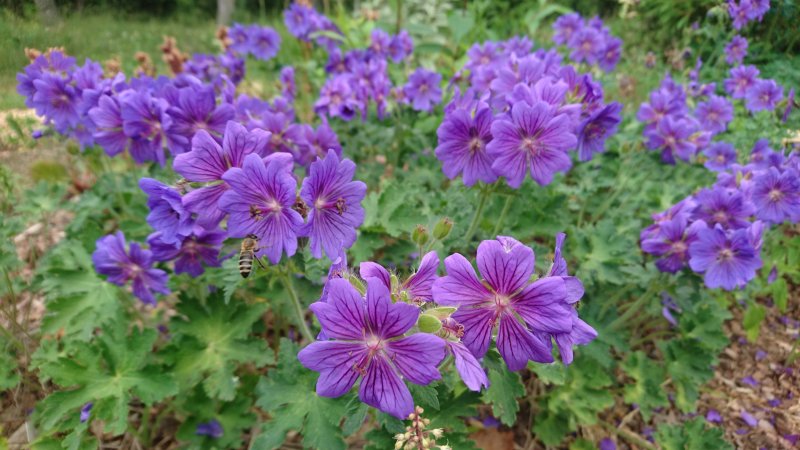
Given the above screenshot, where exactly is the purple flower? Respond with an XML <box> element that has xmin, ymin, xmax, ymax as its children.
<box><xmin>692</xmin><ymin>187</ymin><xmax>755</xmax><ymax>229</ymax></box>
<box><xmin>166</xmin><ymin>85</ymin><xmax>235</xmax><ymax>155</ymax></box>
<box><xmin>315</xmin><ymin>75</ymin><xmax>362</xmax><ymax>121</ymax></box>
<box><xmin>641</xmin><ymin>216</ymin><xmax>705</xmax><ymax>273</ymax></box>
<box><xmin>746</xmin><ymin>79</ymin><xmax>783</xmax><ymax>112</ymax></box>
<box><xmin>294</xmin><ymin>122</ymin><xmax>342</xmax><ymax>165</ymax></box>
<box><xmin>79</xmin><ymin>402</ymin><xmax>93</xmax><ymax>423</ymax></box>
<box><xmin>196</xmin><ymin>419</ymin><xmax>223</xmax><ymax>438</ymax></box>
<box><xmin>644</xmin><ymin>115</ymin><xmax>697</xmax><ymax>164</ymax></box>
<box><xmin>249</xmin><ymin>26</ymin><xmax>281</xmax><ymax>61</ymax></box>
<box><xmin>432</xmin><ymin>236</ymin><xmax>579</xmax><ymax>370</ymax></box>
<box><xmin>148</xmin><ymin>227</ymin><xmax>225</xmax><ymax>277</ymax></box>
<box><xmin>567</xmin><ymin>27</ymin><xmax>604</xmax><ymax>64</ymax></box>
<box><xmin>435</xmin><ymin>107</ymin><xmax>498</xmax><ymax>186</ymax></box>
<box><xmin>299</xmin><ymin>150</ymin><xmax>366</xmax><ymax>260</ymax></box>
<box><xmin>118</xmin><ymin>89</ymin><xmax>170</xmax><ymax>165</ymax></box>
<box><xmin>599</xmin><ymin>37</ymin><xmax>623</xmax><ymax>72</ymax></box>
<box><xmin>219</xmin><ymin>153</ymin><xmax>303</xmax><ymax>264</ymax></box>
<box><xmin>729</xmin><ymin>0</ymin><xmax>756</xmax><ymax>29</ymax></box>
<box><xmin>703</xmin><ymin>142</ymin><xmax>738</xmax><ymax>172</ymax></box>
<box><xmin>552</xmin><ymin>13</ymin><xmax>584</xmax><ymax>45</ymax></box>
<box><xmin>403</xmin><ymin>68</ymin><xmax>442</xmax><ymax>113</ymax></box>
<box><xmin>724</xmin><ymin>65</ymin><xmax>760</xmax><ymax>99</ymax></box>
<box><xmin>502</xmin><ymin>36</ymin><xmax>533</xmax><ymax>58</ymax></box>
<box><xmin>298</xmin><ymin>278</ymin><xmax>445</xmax><ymax>419</ymax></box>
<box><xmin>369</xmin><ymin>29</ymin><xmax>391</xmax><ymax>57</ymax></box>
<box><xmin>283</xmin><ymin>4</ymin><xmax>314</xmax><ymax>40</ymax></box>
<box><xmin>740</xmin><ymin>409</ymin><xmax>758</xmax><ymax>427</ymax></box>
<box><xmin>89</xmin><ymin>95</ymin><xmax>130</xmax><ymax>157</ymax></box>
<box><xmin>576</xmin><ymin>102</ymin><xmax>622</xmax><ymax>161</ymax></box>
<box><xmin>488</xmin><ymin>101</ymin><xmax>576</xmax><ymax>188</ymax></box>
<box><xmin>388</xmin><ymin>30</ymin><xmax>414</xmax><ymax>63</ymax></box>
<box><xmin>465</xmin><ymin>42</ymin><xmax>503</xmax><ymax>71</ymax></box>
<box><xmin>139</xmin><ymin>178</ymin><xmax>194</xmax><ymax>247</ymax></box>
<box><xmin>725</xmin><ymin>36</ymin><xmax>748</xmax><ymax>65</ymax></box>
<box><xmin>30</xmin><ymin>73</ymin><xmax>80</xmax><ymax>131</ymax></box>
<box><xmin>767</xmin><ymin>267</ymin><xmax>778</xmax><ymax>284</ymax></box>
<box><xmin>695</xmin><ymin>95</ymin><xmax>734</xmax><ymax>135</ymax></box>
<box><xmin>598</xmin><ymin>438</ymin><xmax>616</xmax><ymax>450</ymax></box>
<box><xmin>436</xmin><ymin>317</ymin><xmax>490</xmax><ymax>392</ymax></box>
<box><xmin>445</xmin><ymin>338</ymin><xmax>490</xmax><ymax>391</ymax></box>
<box><xmin>173</xmin><ymin>121</ymin><xmax>270</xmax><ymax>228</ymax></box>
<box><xmin>741</xmin><ymin>375</ymin><xmax>758</xmax><ymax>386</ymax></box>
<box><xmin>360</xmin><ymin>251</ymin><xmax>440</xmax><ymax>303</ymax></box>
<box><xmin>92</xmin><ymin>231</ymin><xmax>170</xmax><ymax>305</ymax></box>
<box><xmin>751</xmin><ymin>167</ymin><xmax>800</xmax><ymax>223</ymax></box>
<box><xmin>689</xmin><ymin>225</ymin><xmax>762</xmax><ymax>290</ymax></box>
<box><xmin>706</xmin><ymin>409</ymin><xmax>723</xmax><ymax>423</ymax></box>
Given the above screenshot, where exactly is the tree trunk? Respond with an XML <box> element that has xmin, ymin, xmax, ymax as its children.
<box><xmin>34</xmin><ymin>0</ymin><xmax>60</xmax><ymax>26</ymax></box>
<box><xmin>217</xmin><ymin>0</ymin><xmax>235</xmax><ymax>26</ymax></box>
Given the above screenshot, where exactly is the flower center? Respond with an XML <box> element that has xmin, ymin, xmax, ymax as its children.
<box><xmin>768</xmin><ymin>189</ymin><xmax>783</xmax><ymax>202</ymax></box>
<box><xmin>494</xmin><ymin>293</ymin><xmax>511</xmax><ymax>310</ymax></box>
<box><xmin>717</xmin><ymin>248</ymin><xmax>735</xmax><ymax>262</ymax></box>
<box><xmin>713</xmin><ymin>210</ymin><xmax>728</xmax><ymax>224</ymax></box>
<box><xmin>468</xmin><ymin>137</ymin><xmax>483</xmax><ymax>153</ymax></box>
<box><xmin>671</xmin><ymin>241</ymin><xmax>687</xmax><ymax>255</ymax></box>
<box><xmin>365</xmin><ymin>335</ymin><xmax>383</xmax><ymax>353</ymax></box>
<box><xmin>521</xmin><ymin>137</ymin><xmax>540</xmax><ymax>155</ymax></box>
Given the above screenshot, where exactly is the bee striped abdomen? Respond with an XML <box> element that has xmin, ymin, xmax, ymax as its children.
<box><xmin>239</xmin><ymin>251</ymin><xmax>254</xmax><ymax>278</ymax></box>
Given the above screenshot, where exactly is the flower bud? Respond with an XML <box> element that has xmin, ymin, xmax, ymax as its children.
<box><xmin>412</xmin><ymin>225</ymin><xmax>430</xmax><ymax>247</ymax></box>
<box><xmin>417</xmin><ymin>314</ymin><xmax>442</xmax><ymax>333</ymax></box>
<box><xmin>425</xmin><ymin>306</ymin><xmax>456</xmax><ymax>320</ymax></box>
<box><xmin>432</xmin><ymin>217</ymin><xmax>453</xmax><ymax>240</ymax></box>
<box><xmin>349</xmin><ymin>275</ymin><xmax>366</xmax><ymax>295</ymax></box>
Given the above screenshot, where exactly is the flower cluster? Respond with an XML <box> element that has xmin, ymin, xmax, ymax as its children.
<box><xmin>283</xmin><ymin>2</ymin><xmax>343</xmax><ymax>52</ymax></box>
<box><xmin>92</xmin><ymin>231</ymin><xmax>171</xmax><ymax>304</ymax></box>
<box><xmin>551</xmin><ymin>13</ymin><xmax>623</xmax><ymax>72</ymax></box>
<box><xmin>227</xmin><ymin>23</ymin><xmax>281</xmax><ymax>61</ymax></box>
<box><xmin>19</xmin><ymin>44</ymin><xmax>343</xmax><ymax>168</ymax></box>
<box><xmin>728</xmin><ymin>0</ymin><xmax>771</xmax><ymax>30</ymax></box>
<box><xmin>315</xmin><ymin>26</ymin><xmax>424</xmax><ymax>120</ymax></box>
<box><xmin>436</xmin><ymin>36</ymin><xmax>622</xmax><ymax>188</ymax></box>
<box><xmin>300</xmin><ymin>234</ymin><xmax>595</xmax><ymax>418</ymax></box>
<box><xmin>641</xmin><ymin>140</ymin><xmax>800</xmax><ymax>289</ymax></box>
<box><xmin>90</xmin><ymin>122</ymin><xmax>365</xmax><ymax>304</ymax></box>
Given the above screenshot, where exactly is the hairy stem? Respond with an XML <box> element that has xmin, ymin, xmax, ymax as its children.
<box><xmin>492</xmin><ymin>195</ymin><xmax>515</xmax><ymax>236</ymax></box>
<box><xmin>463</xmin><ymin>185</ymin><xmax>493</xmax><ymax>245</ymax></box>
<box><xmin>281</xmin><ymin>272</ymin><xmax>315</xmax><ymax>343</ymax></box>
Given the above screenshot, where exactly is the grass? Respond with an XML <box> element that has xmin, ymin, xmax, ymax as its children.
<box><xmin>0</xmin><ymin>11</ymin><xmax>219</xmax><ymax>110</ymax></box>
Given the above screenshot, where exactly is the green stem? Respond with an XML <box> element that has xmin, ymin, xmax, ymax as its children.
<box><xmin>492</xmin><ymin>195</ymin><xmax>514</xmax><ymax>236</ymax></box>
<box><xmin>395</xmin><ymin>0</ymin><xmax>403</xmax><ymax>33</ymax></box>
<box><xmin>463</xmin><ymin>185</ymin><xmax>493</xmax><ymax>245</ymax></box>
<box><xmin>280</xmin><ymin>272</ymin><xmax>315</xmax><ymax>343</ymax></box>
<box><xmin>599</xmin><ymin>420</ymin><xmax>656</xmax><ymax>450</ymax></box>
<box><xmin>608</xmin><ymin>281</ymin><xmax>661</xmax><ymax>331</ymax></box>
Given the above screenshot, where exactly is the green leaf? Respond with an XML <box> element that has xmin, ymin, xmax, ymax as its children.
<box><xmin>532</xmin><ymin>411</ymin><xmax>570</xmax><ymax>446</ymax></box>
<box><xmin>38</xmin><ymin>241</ymin><xmax>121</xmax><ymax>340</ymax></box>
<box><xmin>481</xmin><ymin>352</ymin><xmax>525</xmax><ymax>426</ymax></box>
<box><xmin>620</xmin><ymin>351</ymin><xmax>668</xmax><ymax>420</ymax></box>
<box><xmin>742</xmin><ymin>303</ymin><xmax>767</xmax><ymax>341</ymax></box>
<box><xmin>165</xmin><ymin>295</ymin><xmax>273</xmax><ymax>401</ymax></box>
<box><xmin>409</xmin><ymin>383</ymin><xmax>440</xmax><ymax>410</ymax></box>
<box><xmin>658</xmin><ymin>339</ymin><xmax>716</xmax><ymax>413</ymax></box>
<box><xmin>252</xmin><ymin>339</ymin><xmax>347</xmax><ymax>450</ymax></box>
<box><xmin>530</xmin><ymin>362</ymin><xmax>567</xmax><ymax>385</ymax></box>
<box><xmin>655</xmin><ymin>417</ymin><xmax>733</xmax><ymax>450</ymax></box>
<box><xmin>35</xmin><ymin>324</ymin><xmax>177</xmax><ymax>434</ymax></box>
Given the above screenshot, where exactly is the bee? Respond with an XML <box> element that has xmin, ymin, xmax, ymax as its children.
<box><xmin>239</xmin><ymin>234</ymin><xmax>266</xmax><ymax>278</ymax></box>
